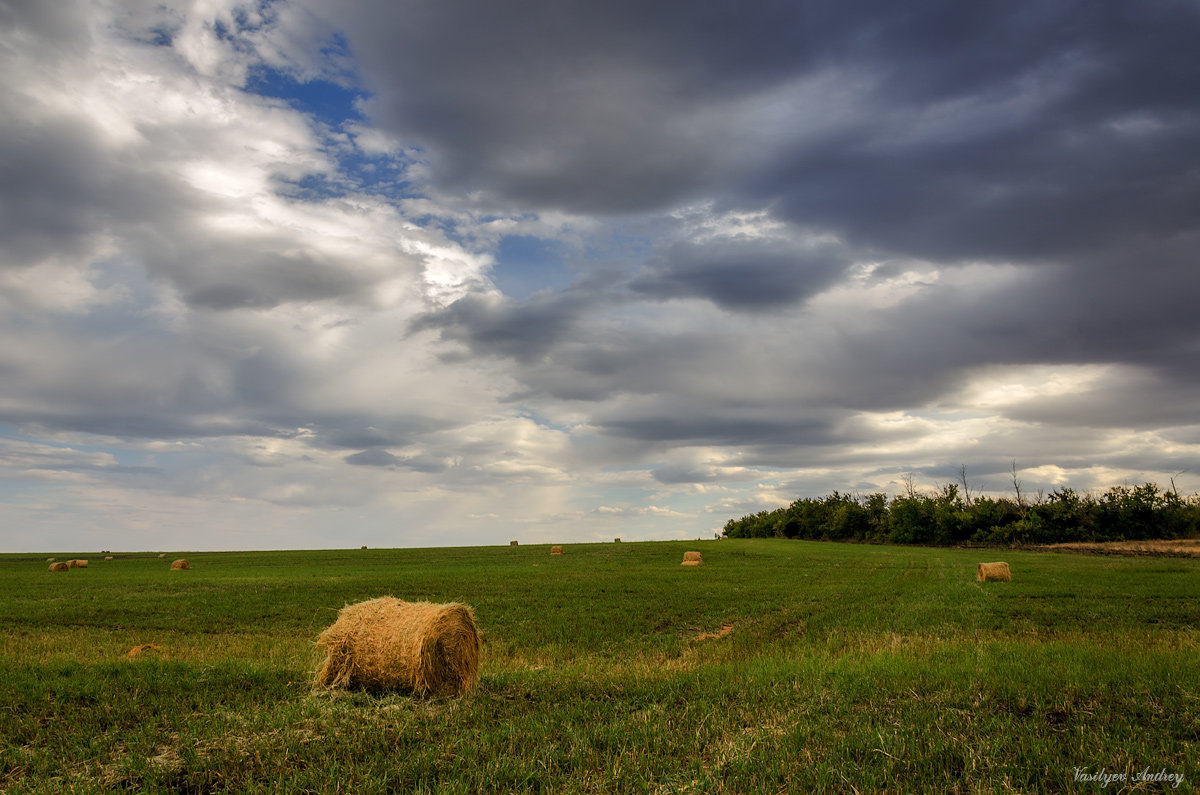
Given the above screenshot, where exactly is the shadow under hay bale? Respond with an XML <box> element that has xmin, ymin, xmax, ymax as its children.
<box><xmin>49</xmin><ymin>562</ymin><xmax>69</xmax><ymax>572</ymax></box>
<box><xmin>682</xmin><ymin>551</ymin><xmax>703</xmax><ymax>566</ymax></box>
<box><xmin>315</xmin><ymin>597</ymin><xmax>481</xmax><ymax>696</ymax></box>
<box><xmin>170</xmin><ymin>559</ymin><xmax>190</xmax><ymax>570</ymax></box>
<box><xmin>977</xmin><ymin>562</ymin><xmax>1011</xmax><ymax>582</ymax></box>
<box><xmin>550</xmin><ymin>545</ymin><xmax>564</xmax><ymax>555</ymax></box>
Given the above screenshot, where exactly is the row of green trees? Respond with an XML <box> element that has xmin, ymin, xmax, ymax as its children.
<box><xmin>722</xmin><ymin>483</ymin><xmax>1200</xmax><ymax>546</ymax></box>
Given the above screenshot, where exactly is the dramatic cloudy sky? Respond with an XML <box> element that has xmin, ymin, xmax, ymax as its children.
<box><xmin>2</xmin><ymin>0</ymin><xmax>1198</xmax><ymax>551</ymax></box>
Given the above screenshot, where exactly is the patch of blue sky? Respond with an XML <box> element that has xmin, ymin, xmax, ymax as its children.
<box><xmin>247</xmin><ymin>64</ymin><xmax>364</xmax><ymax>129</ymax></box>
<box><xmin>491</xmin><ymin>235</ymin><xmax>575</xmax><ymax>299</ymax></box>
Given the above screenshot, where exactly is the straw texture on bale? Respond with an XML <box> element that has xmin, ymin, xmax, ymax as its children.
<box><xmin>315</xmin><ymin>597</ymin><xmax>481</xmax><ymax>696</ymax></box>
<box><xmin>170</xmin><ymin>559</ymin><xmax>190</xmax><ymax>570</ymax></box>
<box><xmin>977</xmin><ymin>562</ymin><xmax>1012</xmax><ymax>582</ymax></box>
<box><xmin>67</xmin><ymin>559</ymin><xmax>88</xmax><ymax>568</ymax></box>
<box><xmin>49</xmin><ymin>562</ymin><xmax>69</xmax><ymax>572</ymax></box>
<box><xmin>550</xmin><ymin>545</ymin><xmax>563</xmax><ymax>555</ymax></box>
<box><xmin>682</xmin><ymin>551</ymin><xmax>703</xmax><ymax>566</ymax></box>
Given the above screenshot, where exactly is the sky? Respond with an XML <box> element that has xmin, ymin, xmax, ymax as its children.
<box><xmin>2</xmin><ymin>0</ymin><xmax>1199</xmax><ymax>552</ymax></box>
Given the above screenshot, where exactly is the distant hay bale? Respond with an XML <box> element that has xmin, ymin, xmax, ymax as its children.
<box><xmin>46</xmin><ymin>557</ymin><xmax>56</xmax><ymax>562</ymax></box>
<box><xmin>170</xmin><ymin>559</ymin><xmax>190</xmax><ymax>570</ymax></box>
<box><xmin>977</xmin><ymin>562</ymin><xmax>1011</xmax><ymax>582</ymax></box>
<box><xmin>127</xmin><ymin>643</ymin><xmax>161</xmax><ymax>659</ymax></box>
<box><xmin>361</xmin><ymin>545</ymin><xmax>368</xmax><ymax>550</ymax></box>
<box><xmin>550</xmin><ymin>545</ymin><xmax>563</xmax><ymax>555</ymax></box>
<box><xmin>105</xmin><ymin>555</ymin><xmax>114</xmax><ymax>561</ymax></box>
<box><xmin>157</xmin><ymin>553</ymin><xmax>166</xmax><ymax>558</ymax></box>
<box><xmin>67</xmin><ymin>559</ymin><xmax>88</xmax><ymax>568</ymax></box>
<box><xmin>315</xmin><ymin>597</ymin><xmax>481</xmax><ymax>696</ymax></box>
<box><xmin>614</xmin><ymin>537</ymin><xmax>621</xmax><ymax>543</ymax></box>
<box><xmin>48</xmin><ymin>562</ymin><xmax>69</xmax><ymax>572</ymax></box>
<box><xmin>510</xmin><ymin>540</ymin><xmax>518</xmax><ymax>547</ymax></box>
<box><xmin>682</xmin><ymin>551</ymin><xmax>703</xmax><ymax>566</ymax></box>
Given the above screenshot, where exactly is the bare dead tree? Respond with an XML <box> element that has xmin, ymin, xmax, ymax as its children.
<box><xmin>1010</xmin><ymin>460</ymin><xmax>1024</xmax><ymax>508</ymax></box>
<box><xmin>901</xmin><ymin>472</ymin><xmax>918</xmax><ymax>499</ymax></box>
<box><xmin>1170</xmin><ymin>469</ymin><xmax>1188</xmax><ymax>497</ymax></box>
<box><xmin>957</xmin><ymin>464</ymin><xmax>974</xmax><ymax>507</ymax></box>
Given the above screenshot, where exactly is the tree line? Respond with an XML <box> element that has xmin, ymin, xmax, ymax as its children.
<box><xmin>721</xmin><ymin>480</ymin><xmax>1200</xmax><ymax>545</ymax></box>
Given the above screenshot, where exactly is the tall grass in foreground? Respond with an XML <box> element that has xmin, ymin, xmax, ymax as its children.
<box><xmin>2</xmin><ymin>540</ymin><xmax>1198</xmax><ymax>792</ymax></box>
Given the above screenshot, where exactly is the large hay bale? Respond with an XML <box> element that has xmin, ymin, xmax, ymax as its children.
<box><xmin>68</xmin><ymin>559</ymin><xmax>88</xmax><ymax>568</ymax></box>
<box><xmin>48</xmin><ymin>562</ymin><xmax>69</xmax><ymax>572</ymax></box>
<box><xmin>977</xmin><ymin>562</ymin><xmax>1011</xmax><ymax>582</ymax></box>
<box><xmin>682</xmin><ymin>551</ymin><xmax>703</xmax><ymax>566</ymax></box>
<box><xmin>315</xmin><ymin>597</ymin><xmax>481</xmax><ymax>696</ymax></box>
<box><xmin>170</xmin><ymin>559</ymin><xmax>190</xmax><ymax>570</ymax></box>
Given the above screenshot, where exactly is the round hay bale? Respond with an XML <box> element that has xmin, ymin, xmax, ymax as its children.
<box><xmin>68</xmin><ymin>559</ymin><xmax>88</xmax><ymax>568</ymax></box>
<box><xmin>510</xmin><ymin>540</ymin><xmax>518</xmax><ymax>547</ymax></box>
<box><xmin>48</xmin><ymin>562</ymin><xmax>69</xmax><ymax>572</ymax></box>
<box><xmin>46</xmin><ymin>557</ymin><xmax>56</xmax><ymax>562</ymax></box>
<box><xmin>681</xmin><ymin>551</ymin><xmax>703</xmax><ymax>566</ymax></box>
<box><xmin>550</xmin><ymin>545</ymin><xmax>564</xmax><ymax>555</ymax></box>
<box><xmin>105</xmin><ymin>555</ymin><xmax>114</xmax><ymax>561</ymax></box>
<box><xmin>170</xmin><ymin>559</ymin><xmax>190</xmax><ymax>570</ymax></box>
<box><xmin>157</xmin><ymin>553</ymin><xmax>166</xmax><ymax>558</ymax></box>
<box><xmin>977</xmin><ymin>562</ymin><xmax>1011</xmax><ymax>582</ymax></box>
<box><xmin>315</xmin><ymin>597</ymin><xmax>481</xmax><ymax>696</ymax></box>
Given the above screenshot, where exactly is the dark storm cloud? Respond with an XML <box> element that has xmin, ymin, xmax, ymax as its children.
<box><xmin>333</xmin><ymin>0</ymin><xmax>1200</xmax><ymax>249</ymax></box>
<box><xmin>410</xmin><ymin>287</ymin><xmax>604</xmax><ymax>364</ymax></box>
<box><xmin>631</xmin><ymin>236</ymin><xmax>847</xmax><ymax>310</ymax></box>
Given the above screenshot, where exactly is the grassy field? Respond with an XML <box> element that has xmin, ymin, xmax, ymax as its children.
<box><xmin>1</xmin><ymin>539</ymin><xmax>1198</xmax><ymax>793</ymax></box>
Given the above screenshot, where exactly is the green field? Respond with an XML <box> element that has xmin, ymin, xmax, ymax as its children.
<box><xmin>2</xmin><ymin>540</ymin><xmax>1198</xmax><ymax>793</ymax></box>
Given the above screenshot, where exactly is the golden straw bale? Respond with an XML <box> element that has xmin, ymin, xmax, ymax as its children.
<box><xmin>682</xmin><ymin>551</ymin><xmax>703</xmax><ymax>566</ymax></box>
<box><xmin>157</xmin><ymin>553</ymin><xmax>166</xmax><ymax>558</ymax></box>
<box><xmin>315</xmin><ymin>597</ymin><xmax>481</xmax><ymax>696</ymax></box>
<box><xmin>105</xmin><ymin>556</ymin><xmax>114</xmax><ymax>561</ymax></box>
<box><xmin>977</xmin><ymin>562</ymin><xmax>1012</xmax><ymax>582</ymax></box>
<box><xmin>170</xmin><ymin>559</ymin><xmax>190</xmax><ymax>570</ymax></box>
<box><xmin>127</xmin><ymin>643</ymin><xmax>161</xmax><ymax>659</ymax></box>
<box><xmin>67</xmin><ymin>559</ymin><xmax>88</xmax><ymax>568</ymax></box>
<box><xmin>46</xmin><ymin>557</ymin><xmax>56</xmax><ymax>562</ymax></box>
<box><xmin>550</xmin><ymin>545</ymin><xmax>563</xmax><ymax>555</ymax></box>
<box><xmin>48</xmin><ymin>562</ymin><xmax>69</xmax><ymax>572</ymax></box>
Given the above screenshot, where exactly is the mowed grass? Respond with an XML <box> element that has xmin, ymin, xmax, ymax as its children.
<box><xmin>2</xmin><ymin>540</ymin><xmax>1199</xmax><ymax>793</ymax></box>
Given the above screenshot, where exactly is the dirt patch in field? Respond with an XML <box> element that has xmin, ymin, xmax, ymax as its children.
<box><xmin>1040</xmin><ymin>539</ymin><xmax>1200</xmax><ymax>558</ymax></box>
<box><xmin>697</xmin><ymin>624</ymin><xmax>734</xmax><ymax>641</ymax></box>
